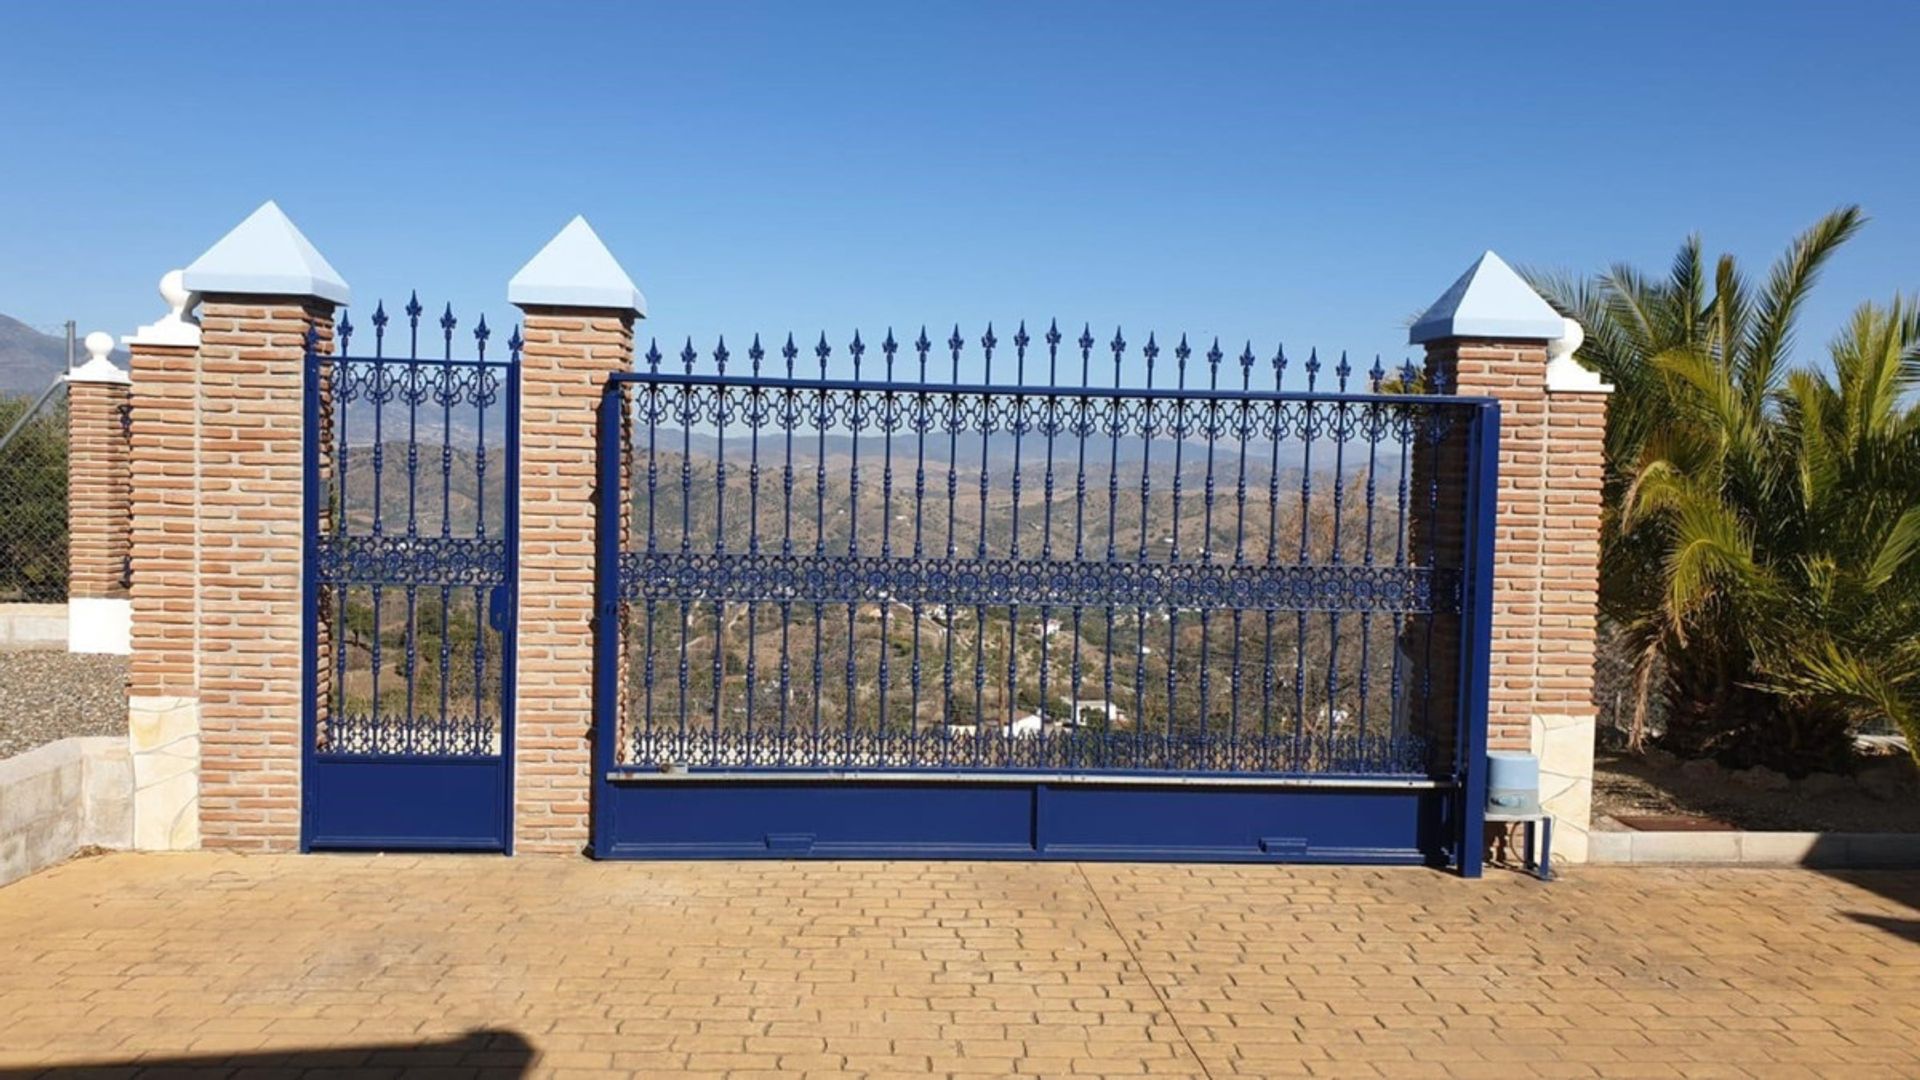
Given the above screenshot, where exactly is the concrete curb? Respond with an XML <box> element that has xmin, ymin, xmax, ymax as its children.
<box><xmin>0</xmin><ymin>603</ymin><xmax>67</xmax><ymax>651</ymax></box>
<box><xmin>1590</xmin><ymin>829</ymin><xmax>1920</xmax><ymax>867</ymax></box>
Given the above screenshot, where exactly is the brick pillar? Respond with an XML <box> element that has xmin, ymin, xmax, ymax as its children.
<box><xmin>511</xmin><ymin>309</ymin><xmax>634</xmax><ymax>853</ymax></box>
<box><xmin>1532</xmin><ymin>325</ymin><xmax>1610</xmax><ymax>861</ymax></box>
<box><xmin>192</xmin><ymin>297</ymin><xmax>334</xmax><ymax>852</ymax></box>
<box><xmin>1409</xmin><ymin>251</ymin><xmax>1611</xmax><ymax>862</ymax></box>
<box><xmin>65</xmin><ymin>332</ymin><xmax>132</xmax><ymax>654</ymax></box>
<box><xmin>126</xmin><ymin>272</ymin><xmax>206</xmax><ymax>850</ymax></box>
<box><xmin>1420</xmin><ymin>337</ymin><xmax>1552</xmax><ymax>755</ymax></box>
<box><xmin>127</xmin><ymin>203</ymin><xmax>351</xmax><ymax>853</ymax></box>
<box><xmin>508</xmin><ymin>216</ymin><xmax>645</xmax><ymax>854</ymax></box>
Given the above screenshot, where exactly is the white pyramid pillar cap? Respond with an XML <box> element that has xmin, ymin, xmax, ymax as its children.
<box><xmin>181</xmin><ymin>201</ymin><xmax>350</xmax><ymax>305</ymax></box>
<box><xmin>508</xmin><ymin>216</ymin><xmax>647</xmax><ymax>316</ymax></box>
<box><xmin>1408</xmin><ymin>251</ymin><xmax>1562</xmax><ymax>345</ymax></box>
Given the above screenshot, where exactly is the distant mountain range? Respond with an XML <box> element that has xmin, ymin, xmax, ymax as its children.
<box><xmin>0</xmin><ymin>313</ymin><xmax>129</xmax><ymax>395</ymax></box>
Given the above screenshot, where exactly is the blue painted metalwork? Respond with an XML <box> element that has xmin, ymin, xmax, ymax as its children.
<box><xmin>302</xmin><ymin>302</ymin><xmax>519</xmax><ymax>852</ymax></box>
<box><xmin>594</xmin><ymin>326</ymin><xmax>1499</xmax><ymax>871</ymax></box>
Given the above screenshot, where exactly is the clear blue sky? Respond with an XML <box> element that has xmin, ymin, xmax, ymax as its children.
<box><xmin>4</xmin><ymin>1</ymin><xmax>1916</xmax><ymax>379</ymax></box>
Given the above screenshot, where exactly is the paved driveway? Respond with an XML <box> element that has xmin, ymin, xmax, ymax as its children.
<box><xmin>1</xmin><ymin>854</ymin><xmax>1918</xmax><ymax>1078</ymax></box>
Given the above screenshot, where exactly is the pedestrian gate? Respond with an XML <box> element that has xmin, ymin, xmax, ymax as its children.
<box><xmin>301</xmin><ymin>302</ymin><xmax>519</xmax><ymax>851</ymax></box>
<box><xmin>591</xmin><ymin>327</ymin><xmax>1498</xmax><ymax>871</ymax></box>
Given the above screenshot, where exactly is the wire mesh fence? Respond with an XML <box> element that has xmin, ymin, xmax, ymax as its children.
<box><xmin>0</xmin><ymin>386</ymin><xmax>70</xmax><ymax>602</ymax></box>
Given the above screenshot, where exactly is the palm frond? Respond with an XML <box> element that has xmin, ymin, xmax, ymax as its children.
<box><xmin>1866</xmin><ymin>507</ymin><xmax>1920</xmax><ymax>590</ymax></box>
<box><xmin>1740</xmin><ymin>205</ymin><xmax>1865</xmax><ymax>405</ymax></box>
<box><xmin>1663</xmin><ymin>497</ymin><xmax>1768</xmax><ymax>640</ymax></box>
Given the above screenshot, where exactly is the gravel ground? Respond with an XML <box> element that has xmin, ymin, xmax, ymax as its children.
<box><xmin>0</xmin><ymin>650</ymin><xmax>127</xmax><ymax>760</ymax></box>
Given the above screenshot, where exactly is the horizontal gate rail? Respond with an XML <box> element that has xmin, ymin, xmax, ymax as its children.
<box><xmin>595</xmin><ymin>325</ymin><xmax>1493</xmax><ymax>793</ymax></box>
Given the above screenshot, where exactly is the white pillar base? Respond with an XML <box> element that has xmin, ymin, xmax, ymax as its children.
<box><xmin>67</xmin><ymin>597</ymin><xmax>131</xmax><ymax>655</ymax></box>
<box><xmin>129</xmin><ymin>695</ymin><xmax>201</xmax><ymax>851</ymax></box>
<box><xmin>1532</xmin><ymin>713</ymin><xmax>1596</xmax><ymax>863</ymax></box>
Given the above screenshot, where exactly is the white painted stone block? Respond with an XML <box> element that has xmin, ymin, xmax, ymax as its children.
<box><xmin>67</xmin><ymin>597</ymin><xmax>131</xmax><ymax>655</ymax></box>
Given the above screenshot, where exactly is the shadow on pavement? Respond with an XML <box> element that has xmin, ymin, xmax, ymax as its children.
<box><xmin>0</xmin><ymin>1027</ymin><xmax>535</xmax><ymax>1078</ymax></box>
<box><xmin>1820</xmin><ymin>868</ymin><xmax>1920</xmax><ymax>945</ymax></box>
<box><xmin>1846</xmin><ymin>912</ymin><xmax>1920</xmax><ymax>944</ymax></box>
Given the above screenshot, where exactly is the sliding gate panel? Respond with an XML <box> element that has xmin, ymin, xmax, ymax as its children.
<box><xmin>302</xmin><ymin>302</ymin><xmax>519</xmax><ymax>852</ymax></box>
<box><xmin>593</xmin><ymin>329</ymin><xmax>1495</xmax><ymax>868</ymax></box>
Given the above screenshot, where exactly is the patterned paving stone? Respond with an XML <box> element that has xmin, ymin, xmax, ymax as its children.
<box><xmin>0</xmin><ymin>855</ymin><xmax>1917</xmax><ymax>1078</ymax></box>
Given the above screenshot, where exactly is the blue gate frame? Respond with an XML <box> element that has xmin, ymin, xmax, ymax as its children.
<box><xmin>301</xmin><ymin>300</ymin><xmax>521</xmax><ymax>852</ymax></box>
<box><xmin>591</xmin><ymin>326</ymin><xmax>1496</xmax><ymax>872</ymax></box>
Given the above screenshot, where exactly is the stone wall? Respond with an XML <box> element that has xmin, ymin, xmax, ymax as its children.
<box><xmin>0</xmin><ymin>737</ymin><xmax>130</xmax><ymax>888</ymax></box>
<box><xmin>0</xmin><ymin>604</ymin><xmax>67</xmax><ymax>650</ymax></box>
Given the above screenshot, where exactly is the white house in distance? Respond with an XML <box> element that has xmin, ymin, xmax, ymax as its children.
<box><xmin>1009</xmin><ymin>713</ymin><xmax>1045</xmax><ymax>737</ymax></box>
<box><xmin>1067</xmin><ymin>699</ymin><xmax>1127</xmax><ymax>728</ymax></box>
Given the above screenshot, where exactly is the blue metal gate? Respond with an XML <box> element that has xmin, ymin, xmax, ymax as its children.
<box><xmin>302</xmin><ymin>298</ymin><xmax>519</xmax><ymax>851</ymax></box>
<box><xmin>592</xmin><ymin>325</ymin><xmax>1497</xmax><ymax>872</ymax></box>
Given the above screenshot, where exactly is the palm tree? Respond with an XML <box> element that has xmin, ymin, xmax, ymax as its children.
<box><xmin>1755</xmin><ymin>301</ymin><xmax>1920</xmax><ymax>760</ymax></box>
<box><xmin>1533</xmin><ymin>207</ymin><xmax>1920</xmax><ymax>771</ymax></box>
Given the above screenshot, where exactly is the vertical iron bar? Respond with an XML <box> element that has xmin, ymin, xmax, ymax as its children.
<box><xmin>677</xmin><ymin>340</ymin><xmax>695</xmax><ymax>753</ymax></box>
<box><xmin>1229</xmin><ymin>345</ymin><xmax>1254</xmax><ymax>766</ymax></box>
<box><xmin>1326</xmin><ymin>354</ymin><xmax>1351</xmax><ymax>769</ymax></box>
<box><xmin>437</xmin><ymin>319</ymin><xmax>458</xmax><ymax>740</ymax></box>
<box><xmin>1008</xmin><ymin>324</ymin><xmax>1028</xmax><ymax>761</ymax></box>
<box><xmin>333</xmin><ymin>322</ymin><xmax>354</xmax><ymax>749</ymax></box>
<box><xmin>878</xmin><ymin>331</ymin><xmax>896</xmax><ymax>756</ymax></box>
<box><xmin>1390</xmin><ymin>361</ymin><xmax>1417</xmax><ymax>766</ymax></box>
<box><xmin>1165</xmin><ymin>336</ymin><xmax>1185</xmax><ymax>765</ymax></box>
<box><xmin>402</xmin><ymin>310</ymin><xmax>424</xmax><ymax>749</ymax></box>
<box><xmin>369</xmin><ymin>309</ymin><xmax>390</xmax><ymax>748</ymax></box>
<box><xmin>1294</xmin><ymin>350</ymin><xmax>1319</xmax><ymax>768</ymax></box>
<box><xmin>911</xmin><ymin>329</ymin><xmax>931</xmax><ymax>764</ymax></box>
<box><xmin>712</xmin><ymin>339</ymin><xmax>730</xmax><ymax>752</ymax></box>
<box><xmin>1457</xmin><ymin>403</ymin><xmax>1499</xmax><ymax>877</ymax></box>
<box><xmin>778</xmin><ymin>337</ymin><xmax>798</xmax><ymax>761</ymax></box>
<box><xmin>1105</xmin><ymin>329</ymin><xmax>1124</xmax><ymax>768</ymax></box>
<box><xmin>812</xmin><ymin>334</ymin><xmax>830</xmax><ymax>766</ymax></box>
<box><xmin>615</xmin><ymin>365</ymin><xmax>632</xmax><ymax>762</ymax></box>
<box><xmin>943</xmin><ymin>327</ymin><xmax>961</xmax><ymax>766</ymax></box>
<box><xmin>499</xmin><ymin>322</ymin><xmax>521</xmax><ymax>852</ymax></box>
<box><xmin>744</xmin><ymin>337</ymin><xmax>765</xmax><ymax>763</ymax></box>
<box><xmin>1135</xmin><ymin>334</ymin><xmax>1155</xmax><ymax>767</ymax></box>
<box><xmin>1358</xmin><ymin>360</ymin><xmax>1386</xmax><ymax>756</ymax></box>
<box><xmin>976</xmin><ymin>326</ymin><xmax>995</xmax><ymax>762</ymax></box>
<box><xmin>1262</xmin><ymin>345</ymin><xmax>1286</xmax><ymax>769</ymax></box>
<box><xmin>592</xmin><ymin>379</ymin><xmax>623</xmax><ymax>852</ymax></box>
<box><xmin>474</xmin><ymin>325</ymin><xmax>496</xmax><ymax>750</ymax></box>
<box><xmin>1197</xmin><ymin>340</ymin><xmax>1222</xmax><ymax>765</ymax></box>
<box><xmin>1069</xmin><ymin>325</ymin><xmax>1093</xmax><ymax>768</ymax></box>
<box><xmin>643</xmin><ymin>342</ymin><xmax>663</xmax><ymax>759</ymax></box>
<box><xmin>1038</xmin><ymin>322</ymin><xmax>1060</xmax><ymax>765</ymax></box>
<box><xmin>843</xmin><ymin>332</ymin><xmax>863</xmax><ymax>762</ymax></box>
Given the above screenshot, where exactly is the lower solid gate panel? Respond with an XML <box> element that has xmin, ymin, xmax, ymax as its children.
<box><xmin>304</xmin><ymin>757</ymin><xmax>511</xmax><ymax>852</ymax></box>
<box><xmin>592</xmin><ymin>780</ymin><xmax>1452</xmax><ymax>863</ymax></box>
